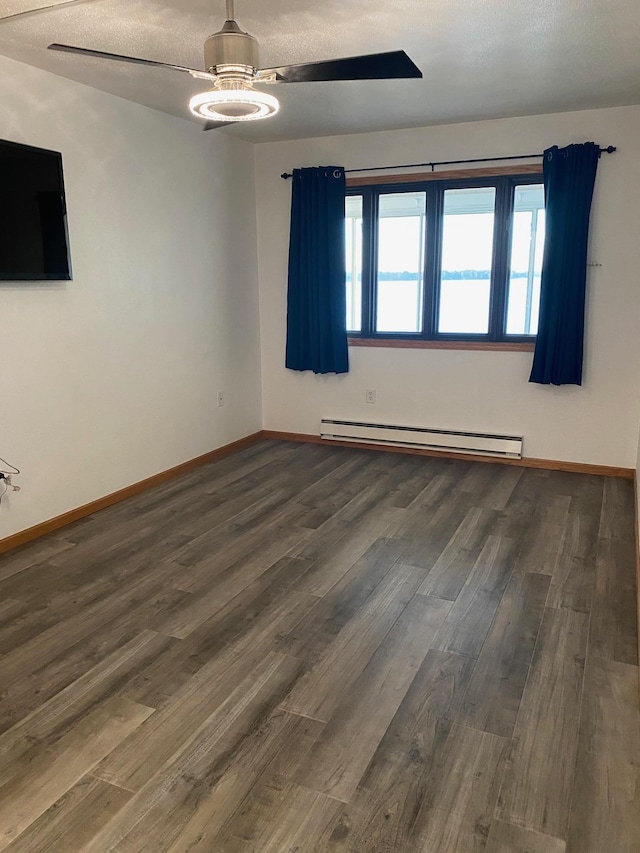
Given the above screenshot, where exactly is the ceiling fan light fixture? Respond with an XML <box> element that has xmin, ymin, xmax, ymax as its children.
<box><xmin>189</xmin><ymin>87</ymin><xmax>279</xmax><ymax>121</ymax></box>
<box><xmin>46</xmin><ymin>1</ymin><xmax>422</xmax><ymax>131</ymax></box>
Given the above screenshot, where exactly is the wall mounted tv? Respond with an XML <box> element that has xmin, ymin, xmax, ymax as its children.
<box><xmin>0</xmin><ymin>138</ymin><xmax>72</xmax><ymax>281</ymax></box>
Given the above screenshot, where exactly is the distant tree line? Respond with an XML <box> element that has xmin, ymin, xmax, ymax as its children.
<box><xmin>347</xmin><ymin>270</ymin><xmax>532</xmax><ymax>282</ymax></box>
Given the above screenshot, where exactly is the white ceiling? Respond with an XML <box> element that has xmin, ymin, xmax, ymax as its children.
<box><xmin>0</xmin><ymin>0</ymin><xmax>639</xmax><ymax>143</ymax></box>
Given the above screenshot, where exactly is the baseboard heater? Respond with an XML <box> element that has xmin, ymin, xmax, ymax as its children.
<box><xmin>320</xmin><ymin>418</ymin><xmax>523</xmax><ymax>459</ymax></box>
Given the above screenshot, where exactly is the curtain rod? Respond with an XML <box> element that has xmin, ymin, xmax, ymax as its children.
<box><xmin>280</xmin><ymin>146</ymin><xmax>617</xmax><ymax>179</ymax></box>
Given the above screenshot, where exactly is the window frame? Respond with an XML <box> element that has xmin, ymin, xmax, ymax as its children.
<box><xmin>346</xmin><ymin>170</ymin><xmax>544</xmax><ymax>345</ymax></box>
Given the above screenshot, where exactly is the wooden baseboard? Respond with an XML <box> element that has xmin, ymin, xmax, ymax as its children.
<box><xmin>262</xmin><ymin>430</ymin><xmax>635</xmax><ymax>479</ymax></box>
<box><xmin>2</xmin><ymin>427</ymin><xmax>632</xmax><ymax>559</ymax></box>
<box><xmin>635</xmin><ymin>474</ymin><xmax>640</xmax><ymax>701</ymax></box>
<box><xmin>0</xmin><ymin>431</ymin><xmax>264</xmax><ymax>557</ymax></box>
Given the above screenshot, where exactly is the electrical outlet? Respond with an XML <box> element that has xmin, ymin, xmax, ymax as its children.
<box><xmin>217</xmin><ymin>391</ymin><xmax>225</xmax><ymax>407</ymax></box>
<box><xmin>366</xmin><ymin>389</ymin><xmax>376</xmax><ymax>404</ymax></box>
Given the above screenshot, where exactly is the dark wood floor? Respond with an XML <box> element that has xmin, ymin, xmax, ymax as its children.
<box><xmin>0</xmin><ymin>439</ymin><xmax>638</xmax><ymax>852</ymax></box>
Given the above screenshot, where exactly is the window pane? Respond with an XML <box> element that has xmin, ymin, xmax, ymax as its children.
<box><xmin>376</xmin><ymin>191</ymin><xmax>426</xmax><ymax>333</ymax></box>
<box><xmin>438</xmin><ymin>187</ymin><xmax>496</xmax><ymax>334</ymax></box>
<box><xmin>506</xmin><ymin>184</ymin><xmax>545</xmax><ymax>336</ymax></box>
<box><xmin>345</xmin><ymin>195</ymin><xmax>363</xmax><ymax>332</ymax></box>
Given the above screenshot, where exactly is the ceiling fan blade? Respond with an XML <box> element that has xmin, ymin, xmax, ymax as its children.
<box><xmin>258</xmin><ymin>50</ymin><xmax>422</xmax><ymax>83</ymax></box>
<box><xmin>0</xmin><ymin>0</ymin><xmax>101</xmax><ymax>24</ymax></box>
<box><xmin>47</xmin><ymin>43</ymin><xmax>210</xmax><ymax>77</ymax></box>
<box><xmin>202</xmin><ymin>121</ymin><xmax>231</xmax><ymax>131</ymax></box>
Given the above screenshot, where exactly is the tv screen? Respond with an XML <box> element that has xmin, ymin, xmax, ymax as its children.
<box><xmin>0</xmin><ymin>138</ymin><xmax>72</xmax><ymax>281</ymax></box>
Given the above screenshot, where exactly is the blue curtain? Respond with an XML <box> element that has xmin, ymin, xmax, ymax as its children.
<box><xmin>529</xmin><ymin>142</ymin><xmax>600</xmax><ymax>386</ymax></box>
<box><xmin>285</xmin><ymin>166</ymin><xmax>349</xmax><ymax>375</ymax></box>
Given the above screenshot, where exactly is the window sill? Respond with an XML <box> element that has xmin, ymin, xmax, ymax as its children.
<box><xmin>347</xmin><ymin>338</ymin><xmax>535</xmax><ymax>352</ymax></box>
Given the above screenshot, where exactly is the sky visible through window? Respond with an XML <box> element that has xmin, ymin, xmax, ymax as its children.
<box><xmin>346</xmin><ymin>183</ymin><xmax>545</xmax><ymax>335</ymax></box>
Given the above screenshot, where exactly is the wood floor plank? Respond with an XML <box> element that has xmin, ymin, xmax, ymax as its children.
<box><xmin>160</xmin><ymin>563</ymin><xmax>319</xmax><ymax>657</ymax></box>
<box><xmin>275</xmin><ymin>536</ymin><xmax>407</xmax><ymax>662</ymax></box>
<box><xmin>457</xmin><ymin>571</ymin><xmax>550</xmax><ymax>737</ymax></box>
<box><xmin>321</xmin><ymin>649</ymin><xmax>475</xmax><ymax>851</ymax></box>
<box><xmin>290</xmin><ymin>506</ymin><xmax>406</xmax><ymax>597</ymax></box>
<box><xmin>0</xmin><ymin>696</ymin><xmax>153</xmax><ymax>850</ymax></box>
<box><xmin>546</xmin><ymin>509</ymin><xmax>599</xmax><ymax>613</ymax></box>
<box><xmin>290</xmin><ymin>452</ymin><xmax>391</xmax><ymax>529</ymax></box>
<box><xmin>433</xmin><ymin>535</ymin><xmax>516</xmax><ymax>658</ymax></box>
<box><xmin>598</xmin><ymin>476</ymin><xmax>635</xmax><ymax>541</ymax></box>
<box><xmin>0</xmin><ymin>578</ymin><xmax>186</xmax><ymax>661</ymax></box>
<box><xmin>39</xmin><ymin>496</ymin><xmax>195</xmax><ymax>569</ymax></box>
<box><xmin>172</xmin><ymin>522</ymin><xmax>312</xmax><ymax>595</ymax></box>
<box><xmin>225</xmin><ymin>783</ymin><xmax>343</xmax><ymax>853</ymax></box>
<box><xmin>392</xmin><ymin>494</ymin><xmax>475</xmax><ymax>569</ymax></box>
<box><xmin>0</xmin><ymin>584</ymin><xmax>189</xmax><ymax>733</ymax></box>
<box><xmin>196</xmin><ymin>713</ymin><xmax>328</xmax><ymax>851</ymax></box>
<box><xmin>510</xmin><ymin>469</ymin><xmax>602</xmax><ymax>516</ymax></box>
<box><xmin>296</xmin><ymin>595</ymin><xmax>451</xmax><ymax>802</ymax></box>
<box><xmin>485</xmin><ymin>465</ymin><xmax>526</xmax><ymax>511</ymax></box>
<box><xmin>0</xmin><ymin>519</ymin><xmax>188</xmax><ymax>606</ymax></box>
<box><xmin>0</xmin><ymin>442</ymin><xmax>636</xmax><ymax>851</ymax></box>
<box><xmin>92</xmin><ymin>644</ymin><xmax>281</xmax><ymax>792</ymax></box>
<box><xmin>415</xmin><ymin>724</ymin><xmax>509</xmax><ymax>852</ymax></box>
<box><xmin>162</xmin><ymin>711</ymin><xmax>324</xmax><ymax>852</ymax></box>
<box><xmin>589</xmin><ymin>536</ymin><xmax>638</xmax><ymax>665</ymax></box>
<box><xmin>486</xmin><ymin>820</ymin><xmax>566</xmax><ymax>853</ymax></box>
<box><xmin>509</xmin><ymin>494</ymin><xmax>571</xmax><ymax>575</ymax></box>
<box><xmin>0</xmin><ymin>536</ymin><xmax>76</xmax><ymax>584</ymax></box>
<box><xmin>168</xmin><ymin>507</ymin><xmax>296</xmax><ymax>585</ymax></box>
<box><xmin>565</xmin><ymin>656</ymin><xmax>640</xmax><ymax>853</ymax></box>
<box><xmin>223</xmin><ymin>454</ymin><xmax>363</xmax><ymax>538</ymax></box>
<box><xmin>74</xmin><ymin>442</ymin><xmax>296</xmax><ymax>530</ymax></box>
<box><xmin>286</xmin><ymin>475</ymin><xmax>404</xmax><ymax>577</ymax></box>
<box><xmin>0</xmin><ymin>600</ymin><xmax>28</xmax><ymax>631</ymax></box>
<box><xmin>496</xmin><ymin>607</ymin><xmax>589</xmax><ymax>839</ymax></box>
<box><xmin>417</xmin><ymin>506</ymin><xmax>499</xmax><ymax>600</ymax></box>
<box><xmin>231</xmin><ymin>594</ymin><xmax>320</xmax><ymax>656</ymax></box>
<box><xmin>118</xmin><ymin>585</ymin><xmax>310</xmax><ymax>711</ymax></box>
<box><xmin>109</xmin><ymin>631</ymin><xmax>218</xmax><ymax>710</ymax></box>
<box><xmin>166</xmin><ymin>484</ymin><xmax>307</xmax><ymax>570</ymax></box>
<box><xmin>255</xmin><ymin>554</ymin><xmax>315</xmax><ymax>589</ymax></box>
<box><xmin>166</xmin><ymin>493</ymin><xmax>292</xmax><ymax>570</ymax></box>
<box><xmin>385</xmin><ymin>457</ymin><xmax>439</xmax><ymax>509</ymax></box>
<box><xmin>0</xmin><ymin>630</ymin><xmax>173</xmax><ymax>786</ymax></box>
<box><xmin>3</xmin><ymin>776</ymin><xmax>131</xmax><ymax>853</ymax></box>
<box><xmin>0</xmin><ymin>545</ymin><xmax>189</xmax><ymax>655</ymax></box>
<box><xmin>156</xmin><ymin>528</ymin><xmax>309</xmax><ymax>639</ymax></box>
<box><xmin>84</xmin><ymin>653</ymin><xmax>307</xmax><ymax>852</ymax></box>
<box><xmin>360</xmin><ymin>648</ymin><xmax>476</xmax><ymax>783</ymax></box>
<box><xmin>0</xmin><ymin>557</ymin><xmax>185</xmax><ymax>680</ymax></box>
<box><xmin>279</xmin><ymin>563</ymin><xmax>423</xmax><ymax>721</ymax></box>
<box><xmin>458</xmin><ymin>462</ymin><xmax>524</xmax><ymax>511</ymax></box>
<box><xmin>407</xmin><ymin>459</ymin><xmax>471</xmax><ymax>510</ymax></box>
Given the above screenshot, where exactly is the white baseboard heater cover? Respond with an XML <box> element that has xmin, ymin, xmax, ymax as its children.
<box><xmin>320</xmin><ymin>419</ymin><xmax>523</xmax><ymax>459</ymax></box>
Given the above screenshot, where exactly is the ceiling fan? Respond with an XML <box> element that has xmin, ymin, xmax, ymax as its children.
<box><xmin>47</xmin><ymin>0</ymin><xmax>422</xmax><ymax>129</ymax></box>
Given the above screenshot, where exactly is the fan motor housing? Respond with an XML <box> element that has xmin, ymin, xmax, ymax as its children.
<box><xmin>204</xmin><ymin>21</ymin><xmax>259</xmax><ymax>72</ymax></box>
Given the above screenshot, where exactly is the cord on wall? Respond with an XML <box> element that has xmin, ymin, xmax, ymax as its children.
<box><xmin>0</xmin><ymin>456</ymin><xmax>21</xmax><ymax>507</ymax></box>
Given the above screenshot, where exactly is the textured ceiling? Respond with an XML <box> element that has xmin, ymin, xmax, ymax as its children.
<box><xmin>0</xmin><ymin>0</ymin><xmax>639</xmax><ymax>142</ymax></box>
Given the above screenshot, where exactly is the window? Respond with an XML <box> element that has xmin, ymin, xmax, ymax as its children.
<box><xmin>345</xmin><ymin>173</ymin><xmax>544</xmax><ymax>343</ymax></box>
<box><xmin>439</xmin><ymin>187</ymin><xmax>496</xmax><ymax>334</ymax></box>
<box><xmin>506</xmin><ymin>184</ymin><xmax>545</xmax><ymax>336</ymax></box>
<box><xmin>376</xmin><ymin>192</ymin><xmax>426</xmax><ymax>333</ymax></box>
<box><xmin>345</xmin><ymin>195</ymin><xmax>363</xmax><ymax>333</ymax></box>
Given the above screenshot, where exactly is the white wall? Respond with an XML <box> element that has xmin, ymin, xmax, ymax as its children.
<box><xmin>636</xmin><ymin>422</ymin><xmax>640</xmax><ymax>535</ymax></box>
<box><xmin>255</xmin><ymin>106</ymin><xmax>640</xmax><ymax>468</ymax></box>
<box><xmin>0</xmin><ymin>55</ymin><xmax>262</xmax><ymax>538</ymax></box>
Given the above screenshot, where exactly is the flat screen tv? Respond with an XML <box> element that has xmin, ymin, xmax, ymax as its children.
<box><xmin>0</xmin><ymin>138</ymin><xmax>72</xmax><ymax>281</ymax></box>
